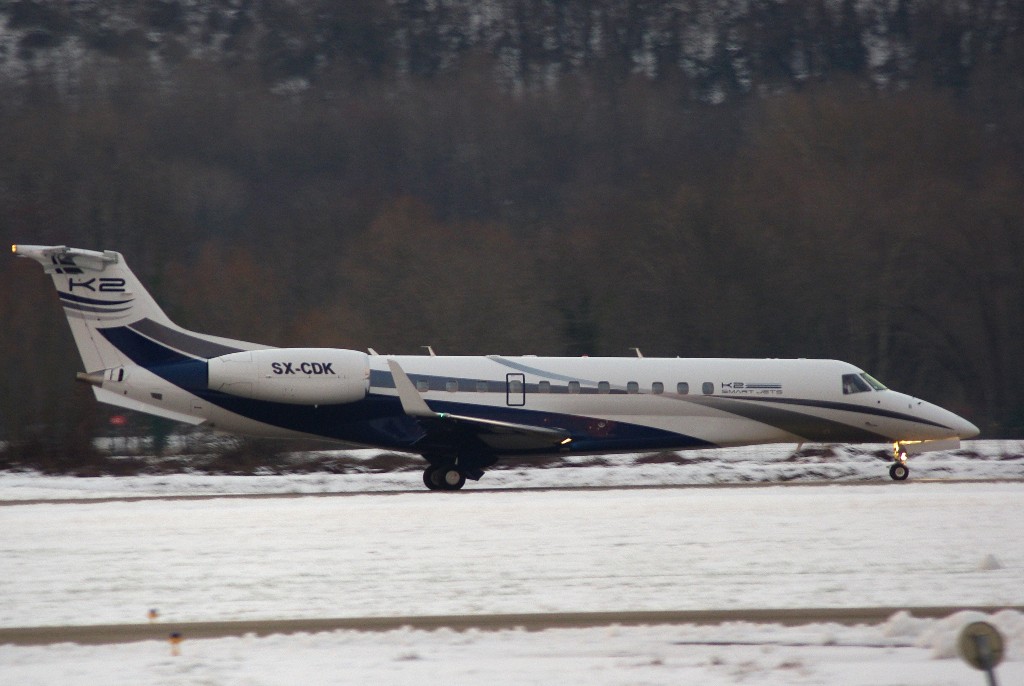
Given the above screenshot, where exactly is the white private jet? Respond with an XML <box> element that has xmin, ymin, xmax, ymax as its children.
<box><xmin>14</xmin><ymin>244</ymin><xmax>979</xmax><ymax>490</ymax></box>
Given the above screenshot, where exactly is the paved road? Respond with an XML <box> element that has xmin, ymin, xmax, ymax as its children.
<box><xmin>2</xmin><ymin>606</ymin><xmax>1020</xmax><ymax>646</ymax></box>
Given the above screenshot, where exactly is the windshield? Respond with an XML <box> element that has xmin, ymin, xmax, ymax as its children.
<box><xmin>842</xmin><ymin>374</ymin><xmax>870</xmax><ymax>394</ymax></box>
<box><xmin>860</xmin><ymin>373</ymin><xmax>887</xmax><ymax>391</ymax></box>
<box><xmin>842</xmin><ymin>372</ymin><xmax>888</xmax><ymax>394</ymax></box>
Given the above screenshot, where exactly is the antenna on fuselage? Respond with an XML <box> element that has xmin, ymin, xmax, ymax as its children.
<box><xmin>630</xmin><ymin>347</ymin><xmax>644</xmax><ymax>358</ymax></box>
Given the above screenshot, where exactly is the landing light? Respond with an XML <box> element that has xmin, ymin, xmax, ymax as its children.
<box><xmin>893</xmin><ymin>440</ymin><xmax>919</xmax><ymax>461</ymax></box>
<box><xmin>11</xmin><ymin>244</ymin><xmax>17</xmax><ymax>254</ymax></box>
<box><xmin>560</xmin><ymin>437</ymin><xmax>573</xmax><ymax>445</ymax></box>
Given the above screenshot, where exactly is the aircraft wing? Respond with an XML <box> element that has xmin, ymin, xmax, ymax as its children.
<box><xmin>387</xmin><ymin>359</ymin><xmax>572</xmax><ymax>452</ymax></box>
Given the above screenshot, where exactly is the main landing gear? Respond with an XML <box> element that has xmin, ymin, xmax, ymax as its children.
<box><xmin>423</xmin><ymin>464</ymin><xmax>467</xmax><ymax>491</ymax></box>
<box><xmin>889</xmin><ymin>443</ymin><xmax>910</xmax><ymax>481</ymax></box>
<box><xmin>421</xmin><ymin>455</ymin><xmax>494</xmax><ymax>492</ymax></box>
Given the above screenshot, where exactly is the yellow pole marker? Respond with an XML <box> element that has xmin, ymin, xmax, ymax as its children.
<box><xmin>169</xmin><ymin>632</ymin><xmax>183</xmax><ymax>656</ymax></box>
<box><xmin>148</xmin><ymin>609</ymin><xmax>159</xmax><ymax>623</ymax></box>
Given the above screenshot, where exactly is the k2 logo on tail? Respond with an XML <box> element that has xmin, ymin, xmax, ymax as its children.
<box><xmin>68</xmin><ymin>278</ymin><xmax>127</xmax><ymax>292</ymax></box>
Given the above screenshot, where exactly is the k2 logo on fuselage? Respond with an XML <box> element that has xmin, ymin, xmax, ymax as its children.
<box><xmin>68</xmin><ymin>278</ymin><xmax>126</xmax><ymax>292</ymax></box>
<box><xmin>721</xmin><ymin>382</ymin><xmax>783</xmax><ymax>395</ymax></box>
<box><xmin>271</xmin><ymin>362</ymin><xmax>336</xmax><ymax>376</ymax></box>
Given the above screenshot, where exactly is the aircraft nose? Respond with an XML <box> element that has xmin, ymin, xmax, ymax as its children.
<box><xmin>953</xmin><ymin>414</ymin><xmax>980</xmax><ymax>439</ymax></box>
<box><xmin>911</xmin><ymin>395</ymin><xmax>980</xmax><ymax>440</ymax></box>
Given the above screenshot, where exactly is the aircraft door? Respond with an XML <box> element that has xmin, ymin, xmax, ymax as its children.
<box><xmin>506</xmin><ymin>373</ymin><xmax>525</xmax><ymax>406</ymax></box>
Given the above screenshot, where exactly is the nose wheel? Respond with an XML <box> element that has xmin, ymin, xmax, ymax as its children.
<box><xmin>889</xmin><ymin>461</ymin><xmax>909</xmax><ymax>480</ymax></box>
<box><xmin>889</xmin><ymin>445</ymin><xmax>910</xmax><ymax>481</ymax></box>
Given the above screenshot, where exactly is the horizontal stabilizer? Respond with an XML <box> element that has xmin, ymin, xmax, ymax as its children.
<box><xmin>91</xmin><ymin>387</ymin><xmax>205</xmax><ymax>426</ymax></box>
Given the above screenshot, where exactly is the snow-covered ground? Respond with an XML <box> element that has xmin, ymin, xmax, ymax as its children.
<box><xmin>1</xmin><ymin>441</ymin><xmax>1022</xmax><ymax>684</ymax></box>
<box><xmin>6</xmin><ymin>482</ymin><xmax>1023</xmax><ymax>626</ymax></box>
<box><xmin>3</xmin><ymin>611</ymin><xmax>1023</xmax><ymax>686</ymax></box>
<box><xmin>2</xmin><ymin>440</ymin><xmax>1022</xmax><ymax>500</ymax></box>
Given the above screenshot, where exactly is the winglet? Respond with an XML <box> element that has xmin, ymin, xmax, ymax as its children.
<box><xmin>387</xmin><ymin>359</ymin><xmax>437</xmax><ymax>418</ymax></box>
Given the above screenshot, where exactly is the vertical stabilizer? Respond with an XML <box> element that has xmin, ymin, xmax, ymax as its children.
<box><xmin>12</xmin><ymin>244</ymin><xmax>266</xmax><ymax>373</ymax></box>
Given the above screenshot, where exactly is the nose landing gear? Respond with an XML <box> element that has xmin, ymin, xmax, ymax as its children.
<box><xmin>889</xmin><ymin>443</ymin><xmax>910</xmax><ymax>481</ymax></box>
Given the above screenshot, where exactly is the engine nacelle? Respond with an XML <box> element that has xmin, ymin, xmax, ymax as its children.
<box><xmin>207</xmin><ymin>348</ymin><xmax>369</xmax><ymax>405</ymax></box>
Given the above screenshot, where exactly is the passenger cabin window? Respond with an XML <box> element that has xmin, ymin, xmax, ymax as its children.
<box><xmin>509</xmin><ymin>379</ymin><xmax>524</xmax><ymax>395</ymax></box>
<box><xmin>702</xmin><ymin>382</ymin><xmax>714</xmax><ymax>395</ymax></box>
<box><xmin>539</xmin><ymin>380</ymin><xmax>551</xmax><ymax>393</ymax></box>
<box><xmin>446</xmin><ymin>380</ymin><xmax>458</xmax><ymax>393</ymax></box>
<box><xmin>598</xmin><ymin>381</ymin><xmax>610</xmax><ymax>394</ymax></box>
<box><xmin>626</xmin><ymin>381</ymin><xmax>639</xmax><ymax>394</ymax></box>
<box><xmin>568</xmin><ymin>381</ymin><xmax>581</xmax><ymax>394</ymax></box>
<box><xmin>652</xmin><ymin>382</ymin><xmax>664</xmax><ymax>394</ymax></box>
<box><xmin>677</xmin><ymin>382</ymin><xmax>689</xmax><ymax>395</ymax></box>
<box><xmin>842</xmin><ymin>373</ymin><xmax>872</xmax><ymax>394</ymax></box>
<box><xmin>416</xmin><ymin>380</ymin><xmax>429</xmax><ymax>393</ymax></box>
<box><xmin>476</xmin><ymin>381</ymin><xmax>488</xmax><ymax>393</ymax></box>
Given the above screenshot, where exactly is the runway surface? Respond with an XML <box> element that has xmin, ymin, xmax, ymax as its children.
<box><xmin>3</xmin><ymin>477</ymin><xmax>1020</xmax><ymax>507</ymax></box>
<box><xmin>3</xmin><ymin>606</ymin><xmax>1021</xmax><ymax>646</ymax></box>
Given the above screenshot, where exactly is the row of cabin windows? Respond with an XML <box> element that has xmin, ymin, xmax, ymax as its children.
<box><xmin>561</xmin><ymin>381</ymin><xmax>715</xmax><ymax>395</ymax></box>
<box><xmin>416</xmin><ymin>379</ymin><xmax>717</xmax><ymax>395</ymax></box>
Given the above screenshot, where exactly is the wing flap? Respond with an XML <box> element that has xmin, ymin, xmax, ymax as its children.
<box><xmin>431</xmin><ymin>413</ymin><xmax>571</xmax><ymax>451</ymax></box>
<box><xmin>387</xmin><ymin>359</ymin><xmax>572</xmax><ymax>452</ymax></box>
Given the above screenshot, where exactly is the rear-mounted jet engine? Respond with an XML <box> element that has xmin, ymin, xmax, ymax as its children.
<box><xmin>207</xmin><ymin>348</ymin><xmax>369</xmax><ymax>404</ymax></box>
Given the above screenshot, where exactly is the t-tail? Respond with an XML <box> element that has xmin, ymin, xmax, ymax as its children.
<box><xmin>12</xmin><ymin>244</ymin><xmax>269</xmax><ymax>425</ymax></box>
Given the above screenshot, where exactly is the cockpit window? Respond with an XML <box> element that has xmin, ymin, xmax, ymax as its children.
<box><xmin>860</xmin><ymin>373</ymin><xmax>887</xmax><ymax>391</ymax></box>
<box><xmin>842</xmin><ymin>373</ymin><xmax>872</xmax><ymax>394</ymax></box>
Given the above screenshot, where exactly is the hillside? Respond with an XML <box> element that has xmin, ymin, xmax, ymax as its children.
<box><xmin>1</xmin><ymin>0</ymin><xmax>1022</xmax><ymax>101</ymax></box>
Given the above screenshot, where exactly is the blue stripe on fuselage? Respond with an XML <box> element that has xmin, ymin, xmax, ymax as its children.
<box><xmin>202</xmin><ymin>390</ymin><xmax>427</xmax><ymax>446</ymax></box>
<box><xmin>100</xmin><ymin>326</ymin><xmax>196</xmax><ymax>367</ymax></box>
<box><xmin>96</xmin><ymin>326</ymin><xmax>713</xmax><ymax>453</ymax></box>
<box><xmin>397</xmin><ymin>397</ymin><xmax>716</xmax><ymax>453</ymax></box>
<box><xmin>98</xmin><ymin>325</ymin><xmax>425</xmax><ymax>447</ymax></box>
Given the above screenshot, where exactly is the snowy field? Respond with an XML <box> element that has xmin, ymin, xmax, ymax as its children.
<box><xmin>1</xmin><ymin>439</ymin><xmax>1022</xmax><ymax>500</ymax></box>
<box><xmin>1</xmin><ymin>440</ymin><xmax>1023</xmax><ymax>684</ymax></box>
<box><xmin>3</xmin><ymin>612</ymin><xmax>1023</xmax><ymax>686</ymax></box>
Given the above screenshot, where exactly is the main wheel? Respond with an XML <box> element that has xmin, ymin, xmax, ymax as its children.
<box><xmin>889</xmin><ymin>462</ymin><xmax>909</xmax><ymax>481</ymax></box>
<box><xmin>423</xmin><ymin>466</ymin><xmax>466</xmax><ymax>491</ymax></box>
<box><xmin>439</xmin><ymin>468</ymin><xmax>466</xmax><ymax>490</ymax></box>
<box><xmin>423</xmin><ymin>467</ymin><xmax>440</xmax><ymax>490</ymax></box>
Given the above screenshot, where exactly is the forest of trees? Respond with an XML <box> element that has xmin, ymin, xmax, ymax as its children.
<box><xmin>1</xmin><ymin>0</ymin><xmax>1022</xmax><ymax>454</ymax></box>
